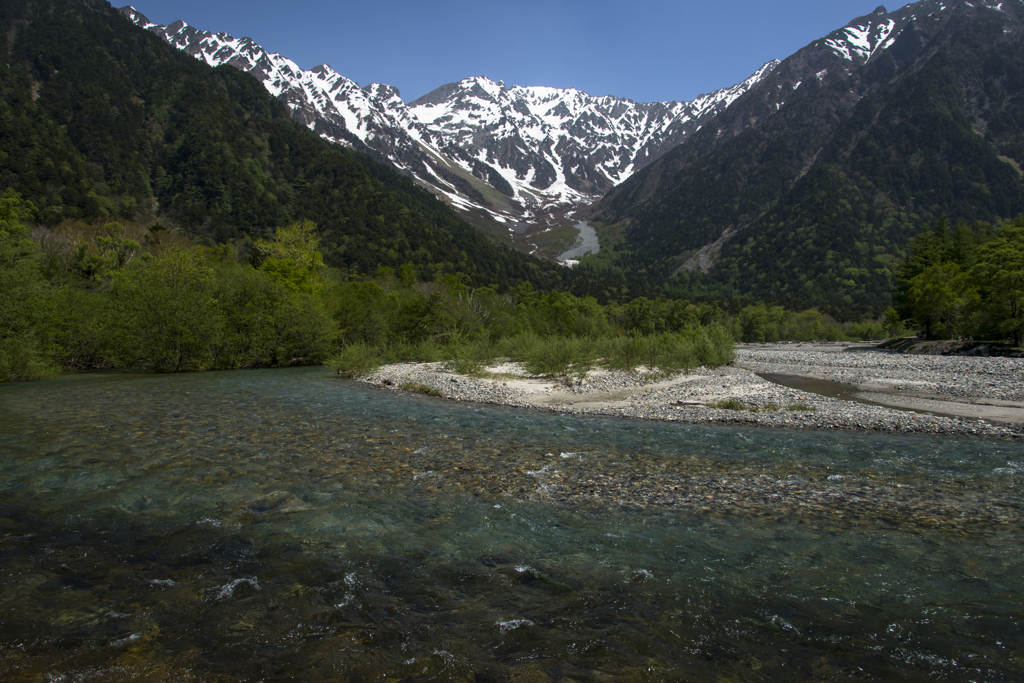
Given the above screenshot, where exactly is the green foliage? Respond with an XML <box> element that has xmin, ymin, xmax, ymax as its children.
<box><xmin>971</xmin><ymin>222</ymin><xmax>1024</xmax><ymax>344</ymax></box>
<box><xmin>254</xmin><ymin>220</ymin><xmax>325</xmax><ymax>294</ymax></box>
<box><xmin>845</xmin><ymin>320</ymin><xmax>888</xmax><ymax>341</ymax></box>
<box><xmin>0</xmin><ymin>0</ymin><xmax>565</xmax><ymax>294</ymax></box>
<box><xmin>332</xmin><ymin>342</ymin><xmax>383</xmax><ymax>378</ymax></box>
<box><xmin>734</xmin><ymin>303</ymin><xmax>846</xmax><ymax>342</ymax></box>
<box><xmin>882</xmin><ymin>307</ymin><xmax>904</xmax><ymax>337</ymax></box>
<box><xmin>893</xmin><ymin>215</ymin><xmax>1023</xmax><ymax>343</ymax></box>
<box><xmin>516</xmin><ymin>335</ymin><xmax>596</xmax><ymax>381</ymax></box>
<box><xmin>906</xmin><ymin>262</ymin><xmax>979</xmax><ymax>339</ymax></box>
<box><xmin>45</xmin><ymin>286</ymin><xmax>111</xmax><ymax>370</ymax></box>
<box><xmin>597</xmin><ymin>326</ymin><xmax>735</xmax><ymax>373</ymax></box>
<box><xmin>105</xmin><ymin>247</ymin><xmax>221</xmax><ymax>372</ymax></box>
<box><xmin>444</xmin><ymin>337</ymin><xmax>499</xmax><ymax>376</ymax></box>
<box><xmin>71</xmin><ymin>222</ymin><xmax>143</xmax><ymax>282</ymax></box>
<box><xmin>0</xmin><ymin>189</ymin><xmax>57</xmax><ymax>381</ymax></box>
<box><xmin>596</xmin><ymin>334</ymin><xmax>648</xmax><ymax>373</ymax></box>
<box><xmin>254</xmin><ymin>220</ymin><xmax>324</xmax><ymax>271</ymax></box>
<box><xmin>390</xmin><ymin>339</ymin><xmax>445</xmax><ymax>363</ymax></box>
<box><xmin>319</xmin><ymin>283</ymin><xmax>737</xmax><ymax>384</ymax></box>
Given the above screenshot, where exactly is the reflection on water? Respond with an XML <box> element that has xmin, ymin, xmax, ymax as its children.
<box><xmin>1</xmin><ymin>366</ymin><xmax>1022</xmax><ymax>681</ymax></box>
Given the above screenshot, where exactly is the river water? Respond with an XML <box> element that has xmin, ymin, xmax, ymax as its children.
<box><xmin>558</xmin><ymin>221</ymin><xmax>600</xmax><ymax>263</ymax></box>
<box><xmin>1</xmin><ymin>366</ymin><xmax>1022</xmax><ymax>681</ymax></box>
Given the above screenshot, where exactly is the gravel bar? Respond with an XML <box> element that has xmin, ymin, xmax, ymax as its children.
<box><xmin>358</xmin><ymin>342</ymin><xmax>1024</xmax><ymax>439</ymax></box>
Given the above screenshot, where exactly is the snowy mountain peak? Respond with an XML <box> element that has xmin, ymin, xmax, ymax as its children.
<box><xmin>823</xmin><ymin>14</ymin><xmax>899</xmax><ymax>63</ymax></box>
<box><xmin>121</xmin><ymin>5</ymin><xmax>776</xmax><ymax>242</ymax></box>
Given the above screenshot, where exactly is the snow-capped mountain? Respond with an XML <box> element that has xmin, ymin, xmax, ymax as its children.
<box><xmin>121</xmin><ymin>6</ymin><xmax>775</xmax><ymax>236</ymax></box>
<box><xmin>588</xmin><ymin>0</ymin><xmax>1024</xmax><ymax>306</ymax></box>
<box><xmin>406</xmin><ymin>66</ymin><xmax>776</xmax><ymax>223</ymax></box>
<box><xmin>123</xmin><ymin>0</ymin><xmax>996</xmax><ymax>255</ymax></box>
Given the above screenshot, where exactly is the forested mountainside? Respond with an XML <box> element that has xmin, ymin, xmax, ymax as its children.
<box><xmin>125</xmin><ymin>6</ymin><xmax>776</xmax><ymax>241</ymax></box>
<box><xmin>0</xmin><ymin>0</ymin><xmax>563</xmax><ymax>287</ymax></box>
<box><xmin>587</xmin><ymin>0</ymin><xmax>1024</xmax><ymax>317</ymax></box>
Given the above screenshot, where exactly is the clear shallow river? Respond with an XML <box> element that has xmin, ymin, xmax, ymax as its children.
<box><xmin>1</xmin><ymin>366</ymin><xmax>1022</xmax><ymax>681</ymax></box>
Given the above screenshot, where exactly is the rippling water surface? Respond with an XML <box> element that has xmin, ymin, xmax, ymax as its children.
<box><xmin>1</xmin><ymin>366</ymin><xmax>1022</xmax><ymax>681</ymax></box>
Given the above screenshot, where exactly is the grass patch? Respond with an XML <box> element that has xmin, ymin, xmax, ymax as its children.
<box><xmin>477</xmin><ymin>371</ymin><xmax>517</xmax><ymax>380</ymax></box>
<box><xmin>399</xmin><ymin>382</ymin><xmax>442</xmax><ymax>397</ymax></box>
<box><xmin>708</xmin><ymin>398</ymin><xmax>752</xmax><ymax>412</ymax></box>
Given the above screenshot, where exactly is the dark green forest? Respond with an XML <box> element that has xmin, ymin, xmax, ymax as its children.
<box><xmin>893</xmin><ymin>216</ymin><xmax>1024</xmax><ymax>344</ymax></box>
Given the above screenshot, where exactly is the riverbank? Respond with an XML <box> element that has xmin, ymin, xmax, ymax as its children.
<box><xmin>359</xmin><ymin>342</ymin><xmax>1024</xmax><ymax>438</ymax></box>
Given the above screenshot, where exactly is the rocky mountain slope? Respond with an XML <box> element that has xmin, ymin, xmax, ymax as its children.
<box><xmin>122</xmin><ymin>6</ymin><xmax>775</xmax><ymax>251</ymax></box>
<box><xmin>586</xmin><ymin>0</ymin><xmax>1024</xmax><ymax>314</ymax></box>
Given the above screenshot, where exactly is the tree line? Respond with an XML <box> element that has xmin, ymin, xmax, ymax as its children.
<box><xmin>1</xmin><ymin>189</ymin><xmax>736</xmax><ymax>382</ymax></box>
<box><xmin>5</xmin><ymin>186</ymin><xmax>922</xmax><ymax>385</ymax></box>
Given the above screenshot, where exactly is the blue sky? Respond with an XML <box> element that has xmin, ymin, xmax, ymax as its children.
<box><xmin>125</xmin><ymin>0</ymin><xmax>910</xmax><ymax>103</ymax></box>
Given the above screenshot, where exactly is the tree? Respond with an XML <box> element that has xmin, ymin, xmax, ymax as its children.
<box><xmin>972</xmin><ymin>222</ymin><xmax>1024</xmax><ymax>345</ymax></box>
<box><xmin>0</xmin><ymin>189</ymin><xmax>56</xmax><ymax>381</ymax></box>
<box><xmin>254</xmin><ymin>220</ymin><xmax>325</xmax><ymax>294</ymax></box>
<box><xmin>907</xmin><ymin>262</ymin><xmax>978</xmax><ymax>339</ymax></box>
<box><xmin>737</xmin><ymin>304</ymin><xmax>775</xmax><ymax>343</ymax></box>
<box><xmin>72</xmin><ymin>222</ymin><xmax>142</xmax><ymax>282</ymax></box>
<box><xmin>882</xmin><ymin>306</ymin><xmax>903</xmax><ymax>337</ymax></box>
<box><xmin>106</xmin><ymin>247</ymin><xmax>222</xmax><ymax>372</ymax></box>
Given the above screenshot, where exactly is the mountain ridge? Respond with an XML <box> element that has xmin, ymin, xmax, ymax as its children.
<box><xmin>585</xmin><ymin>0</ymin><xmax>1024</xmax><ymax>315</ymax></box>
<box><xmin>121</xmin><ymin>5</ymin><xmax>777</xmax><ymax>255</ymax></box>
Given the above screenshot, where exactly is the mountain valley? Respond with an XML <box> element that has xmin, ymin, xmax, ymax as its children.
<box><xmin>123</xmin><ymin>1</ymin><xmax>1024</xmax><ymax>315</ymax></box>
<box><xmin>2</xmin><ymin>0</ymin><xmax>1024</xmax><ymax>316</ymax></box>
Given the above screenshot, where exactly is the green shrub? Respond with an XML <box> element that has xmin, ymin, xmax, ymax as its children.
<box><xmin>399</xmin><ymin>382</ymin><xmax>442</xmax><ymax>397</ymax></box>
<box><xmin>444</xmin><ymin>336</ymin><xmax>498</xmax><ymax>376</ymax></box>
<box><xmin>389</xmin><ymin>339</ymin><xmax>444</xmax><ymax>363</ymax></box>
<box><xmin>596</xmin><ymin>326</ymin><xmax>734</xmax><ymax>374</ymax></box>
<box><xmin>331</xmin><ymin>342</ymin><xmax>383</xmax><ymax>377</ymax></box>
<box><xmin>598</xmin><ymin>334</ymin><xmax>647</xmax><ymax>372</ymax></box>
<box><xmin>520</xmin><ymin>335</ymin><xmax>595</xmax><ymax>380</ymax></box>
<box><xmin>708</xmin><ymin>398</ymin><xmax>752</xmax><ymax>411</ymax></box>
<box><xmin>687</xmin><ymin>324</ymin><xmax>736</xmax><ymax>366</ymax></box>
<box><xmin>495</xmin><ymin>331</ymin><xmax>542</xmax><ymax>363</ymax></box>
